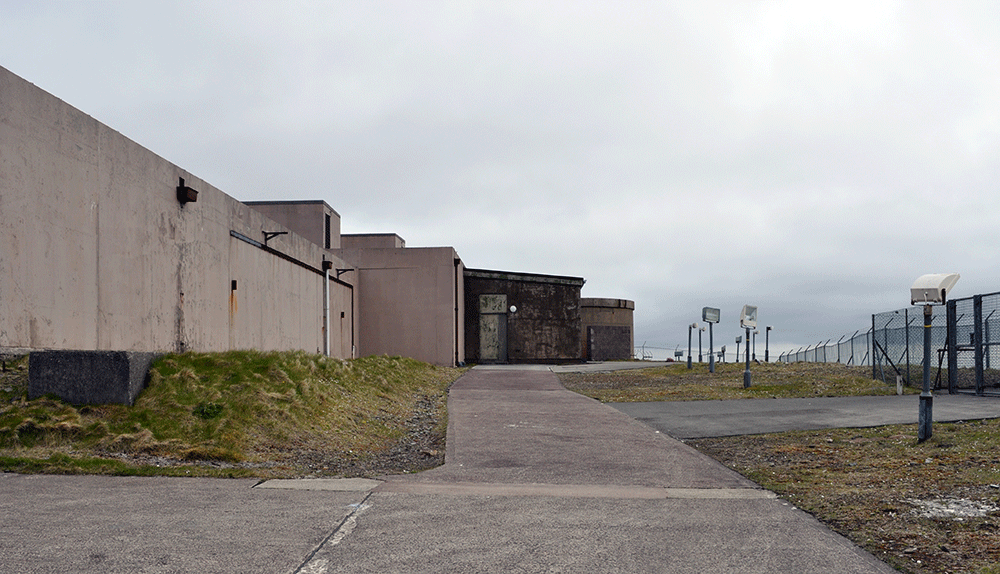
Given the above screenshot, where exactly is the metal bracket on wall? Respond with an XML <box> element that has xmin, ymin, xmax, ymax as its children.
<box><xmin>263</xmin><ymin>231</ymin><xmax>288</xmax><ymax>246</ymax></box>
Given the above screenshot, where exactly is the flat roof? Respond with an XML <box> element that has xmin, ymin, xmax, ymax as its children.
<box><xmin>243</xmin><ymin>199</ymin><xmax>340</xmax><ymax>217</ymax></box>
<box><xmin>465</xmin><ymin>268</ymin><xmax>585</xmax><ymax>287</ymax></box>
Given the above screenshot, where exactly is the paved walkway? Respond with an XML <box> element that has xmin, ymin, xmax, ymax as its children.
<box><xmin>298</xmin><ymin>366</ymin><xmax>895</xmax><ymax>572</ymax></box>
<box><xmin>1</xmin><ymin>365</ymin><xmax>905</xmax><ymax>573</ymax></box>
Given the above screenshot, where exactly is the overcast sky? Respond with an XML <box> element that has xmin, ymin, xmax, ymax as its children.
<box><xmin>4</xmin><ymin>1</ymin><xmax>999</xmax><ymax>359</ymax></box>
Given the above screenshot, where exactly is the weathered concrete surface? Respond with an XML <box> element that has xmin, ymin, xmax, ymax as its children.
<box><xmin>0</xmin><ymin>474</ymin><xmax>364</xmax><ymax>574</ymax></box>
<box><xmin>464</xmin><ymin>269</ymin><xmax>584</xmax><ymax>364</ymax></box>
<box><xmin>0</xmin><ymin>64</ymin><xmax>355</xmax><ymax>358</ymax></box>
<box><xmin>28</xmin><ymin>350</ymin><xmax>158</xmax><ymax>405</ymax></box>
<box><xmin>613</xmin><ymin>393</ymin><xmax>1000</xmax><ymax>439</ymax></box>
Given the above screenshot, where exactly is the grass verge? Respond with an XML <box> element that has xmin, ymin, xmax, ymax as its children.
<box><xmin>558</xmin><ymin>360</ymin><xmax>911</xmax><ymax>402</ymax></box>
<box><xmin>0</xmin><ymin>351</ymin><xmax>464</xmax><ymax>478</ymax></box>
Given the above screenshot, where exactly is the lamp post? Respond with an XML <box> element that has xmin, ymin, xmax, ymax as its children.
<box><xmin>910</xmin><ymin>273</ymin><xmax>960</xmax><ymax>442</ymax></box>
<box><xmin>752</xmin><ymin>330</ymin><xmax>759</xmax><ymax>361</ymax></box>
<box><xmin>744</xmin><ymin>328</ymin><xmax>752</xmax><ymax>387</ymax></box>
<box><xmin>741</xmin><ymin>305</ymin><xmax>757</xmax><ymax>388</ymax></box>
<box><xmin>708</xmin><ymin>323</ymin><xmax>715</xmax><ymax>373</ymax></box>
<box><xmin>702</xmin><ymin>307</ymin><xmax>720</xmax><ymax>374</ymax></box>
<box><xmin>735</xmin><ymin>336</ymin><xmax>742</xmax><ymax>362</ymax></box>
<box><xmin>687</xmin><ymin>323</ymin><xmax>697</xmax><ymax>369</ymax></box>
<box><xmin>698</xmin><ymin>326</ymin><xmax>705</xmax><ymax>363</ymax></box>
<box><xmin>765</xmin><ymin>326</ymin><xmax>772</xmax><ymax>362</ymax></box>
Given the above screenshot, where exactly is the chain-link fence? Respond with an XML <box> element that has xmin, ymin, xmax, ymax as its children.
<box><xmin>778</xmin><ymin>291</ymin><xmax>1000</xmax><ymax>395</ymax></box>
<box><xmin>870</xmin><ymin>306</ymin><xmax>949</xmax><ymax>388</ymax></box>
<box><xmin>778</xmin><ymin>330</ymin><xmax>873</xmax><ymax>366</ymax></box>
<box><xmin>946</xmin><ymin>292</ymin><xmax>1000</xmax><ymax>395</ymax></box>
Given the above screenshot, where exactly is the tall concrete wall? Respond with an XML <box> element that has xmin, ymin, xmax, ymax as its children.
<box><xmin>334</xmin><ymin>245</ymin><xmax>463</xmax><ymax>366</ymax></box>
<box><xmin>0</xmin><ymin>65</ymin><xmax>355</xmax><ymax>357</ymax></box>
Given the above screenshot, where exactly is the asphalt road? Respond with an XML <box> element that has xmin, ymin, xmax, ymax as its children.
<box><xmin>612</xmin><ymin>393</ymin><xmax>1000</xmax><ymax>438</ymax></box>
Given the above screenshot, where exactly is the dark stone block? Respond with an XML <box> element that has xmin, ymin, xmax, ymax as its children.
<box><xmin>28</xmin><ymin>350</ymin><xmax>159</xmax><ymax>405</ymax></box>
<box><xmin>587</xmin><ymin>326</ymin><xmax>633</xmax><ymax>361</ymax></box>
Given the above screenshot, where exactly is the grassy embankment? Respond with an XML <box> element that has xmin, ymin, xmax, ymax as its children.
<box><xmin>0</xmin><ymin>351</ymin><xmax>464</xmax><ymax>478</ymax></box>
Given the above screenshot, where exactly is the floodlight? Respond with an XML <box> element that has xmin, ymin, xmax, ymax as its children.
<box><xmin>910</xmin><ymin>273</ymin><xmax>960</xmax><ymax>305</ymax></box>
<box><xmin>740</xmin><ymin>305</ymin><xmax>757</xmax><ymax>328</ymax></box>
<box><xmin>702</xmin><ymin>307</ymin><xmax>720</xmax><ymax>323</ymax></box>
<box><xmin>911</xmin><ymin>273</ymin><xmax>960</xmax><ymax>443</ymax></box>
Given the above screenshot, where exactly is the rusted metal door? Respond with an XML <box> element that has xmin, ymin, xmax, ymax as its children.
<box><xmin>479</xmin><ymin>294</ymin><xmax>507</xmax><ymax>363</ymax></box>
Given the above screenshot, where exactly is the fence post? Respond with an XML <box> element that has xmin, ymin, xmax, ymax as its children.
<box><xmin>871</xmin><ymin>314</ymin><xmax>877</xmax><ymax>380</ymax></box>
<box><xmin>905</xmin><ymin>308</ymin><xmax>911</xmax><ymax>387</ymax></box>
<box><xmin>947</xmin><ymin>299</ymin><xmax>957</xmax><ymax>394</ymax></box>
<box><xmin>975</xmin><ymin>295</ymin><xmax>984</xmax><ymax>395</ymax></box>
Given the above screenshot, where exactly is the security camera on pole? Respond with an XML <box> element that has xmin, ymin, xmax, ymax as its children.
<box><xmin>702</xmin><ymin>307</ymin><xmax>720</xmax><ymax>373</ymax></box>
<box><xmin>740</xmin><ymin>305</ymin><xmax>757</xmax><ymax>388</ymax></box>
<box><xmin>910</xmin><ymin>273</ymin><xmax>960</xmax><ymax>442</ymax></box>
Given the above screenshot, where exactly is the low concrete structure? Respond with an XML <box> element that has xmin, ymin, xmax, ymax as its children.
<box><xmin>28</xmin><ymin>350</ymin><xmax>159</xmax><ymax>405</ymax></box>
<box><xmin>580</xmin><ymin>298</ymin><xmax>635</xmax><ymax>361</ymax></box>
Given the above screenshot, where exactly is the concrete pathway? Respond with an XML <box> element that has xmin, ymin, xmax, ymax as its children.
<box><xmin>298</xmin><ymin>366</ymin><xmax>895</xmax><ymax>573</ymax></box>
<box><xmin>0</xmin><ymin>365</ymin><xmax>902</xmax><ymax>573</ymax></box>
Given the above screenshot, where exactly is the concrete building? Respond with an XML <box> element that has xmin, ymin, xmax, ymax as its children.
<box><xmin>334</xmin><ymin>235</ymin><xmax>464</xmax><ymax>367</ymax></box>
<box><xmin>464</xmin><ymin>269</ymin><xmax>585</xmax><ymax>364</ymax></box>
<box><xmin>1</xmin><ymin>63</ymin><xmax>636</xmax><ymax>398</ymax></box>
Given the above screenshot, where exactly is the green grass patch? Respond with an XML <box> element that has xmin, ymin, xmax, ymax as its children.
<box><xmin>557</xmin><ymin>361</ymin><xmax>908</xmax><ymax>402</ymax></box>
<box><xmin>0</xmin><ymin>351</ymin><xmax>464</xmax><ymax>477</ymax></box>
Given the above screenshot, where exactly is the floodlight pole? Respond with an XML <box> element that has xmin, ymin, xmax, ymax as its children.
<box><xmin>708</xmin><ymin>323</ymin><xmax>715</xmax><ymax>373</ymax></box>
<box><xmin>743</xmin><ymin>327</ymin><xmax>752</xmax><ymax>388</ymax></box>
<box><xmin>765</xmin><ymin>326</ymin><xmax>772</xmax><ymax>362</ymax></box>
<box><xmin>687</xmin><ymin>324</ymin><xmax>694</xmax><ymax>369</ymax></box>
<box><xmin>919</xmin><ymin>304</ymin><xmax>933</xmax><ymax>442</ymax></box>
<box><xmin>698</xmin><ymin>328</ymin><xmax>704</xmax><ymax>363</ymax></box>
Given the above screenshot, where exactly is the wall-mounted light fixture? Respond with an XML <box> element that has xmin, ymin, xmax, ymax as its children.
<box><xmin>177</xmin><ymin>177</ymin><xmax>198</xmax><ymax>204</ymax></box>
